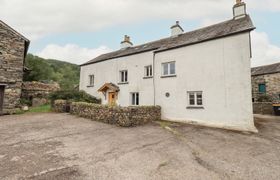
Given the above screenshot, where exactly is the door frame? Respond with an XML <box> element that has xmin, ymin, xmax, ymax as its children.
<box><xmin>0</xmin><ymin>85</ymin><xmax>5</xmax><ymax>114</ymax></box>
<box><xmin>108</xmin><ymin>92</ymin><xmax>117</xmax><ymax>106</ymax></box>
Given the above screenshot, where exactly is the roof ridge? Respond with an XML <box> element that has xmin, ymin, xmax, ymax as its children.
<box><xmin>0</xmin><ymin>20</ymin><xmax>29</xmax><ymax>42</ymax></box>
<box><xmin>82</xmin><ymin>15</ymin><xmax>254</xmax><ymax>66</ymax></box>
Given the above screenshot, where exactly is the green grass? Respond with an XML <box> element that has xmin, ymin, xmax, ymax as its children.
<box><xmin>28</xmin><ymin>104</ymin><xmax>52</xmax><ymax>113</ymax></box>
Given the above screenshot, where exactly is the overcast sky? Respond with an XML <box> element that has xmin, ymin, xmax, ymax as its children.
<box><xmin>1</xmin><ymin>0</ymin><xmax>280</xmax><ymax>67</ymax></box>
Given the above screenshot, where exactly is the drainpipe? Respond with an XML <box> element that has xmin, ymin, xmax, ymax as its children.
<box><xmin>152</xmin><ymin>52</ymin><xmax>156</xmax><ymax>106</ymax></box>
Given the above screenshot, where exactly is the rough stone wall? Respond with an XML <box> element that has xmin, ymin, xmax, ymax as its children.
<box><xmin>22</xmin><ymin>81</ymin><xmax>60</xmax><ymax>106</ymax></box>
<box><xmin>52</xmin><ymin>100</ymin><xmax>67</xmax><ymax>113</ymax></box>
<box><xmin>252</xmin><ymin>73</ymin><xmax>280</xmax><ymax>102</ymax></box>
<box><xmin>253</xmin><ymin>102</ymin><xmax>273</xmax><ymax>115</ymax></box>
<box><xmin>53</xmin><ymin>101</ymin><xmax>161</xmax><ymax>127</ymax></box>
<box><xmin>0</xmin><ymin>22</ymin><xmax>25</xmax><ymax>113</ymax></box>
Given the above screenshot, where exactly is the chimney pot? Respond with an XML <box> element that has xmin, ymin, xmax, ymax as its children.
<box><xmin>121</xmin><ymin>35</ymin><xmax>133</xmax><ymax>49</ymax></box>
<box><xmin>170</xmin><ymin>21</ymin><xmax>184</xmax><ymax>37</ymax></box>
<box><xmin>233</xmin><ymin>0</ymin><xmax>246</xmax><ymax>19</ymax></box>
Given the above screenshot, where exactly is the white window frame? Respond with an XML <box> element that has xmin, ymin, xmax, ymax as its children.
<box><xmin>144</xmin><ymin>65</ymin><xmax>153</xmax><ymax>78</ymax></box>
<box><xmin>88</xmin><ymin>75</ymin><xmax>94</xmax><ymax>87</ymax></box>
<box><xmin>162</xmin><ymin>61</ymin><xmax>176</xmax><ymax>76</ymax></box>
<box><xmin>187</xmin><ymin>91</ymin><xmax>203</xmax><ymax>107</ymax></box>
<box><xmin>131</xmin><ymin>92</ymin><xmax>139</xmax><ymax>106</ymax></box>
<box><xmin>119</xmin><ymin>70</ymin><xmax>128</xmax><ymax>83</ymax></box>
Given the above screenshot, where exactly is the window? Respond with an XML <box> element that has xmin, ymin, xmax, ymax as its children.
<box><xmin>88</xmin><ymin>75</ymin><xmax>94</xmax><ymax>86</ymax></box>
<box><xmin>120</xmin><ymin>70</ymin><xmax>128</xmax><ymax>83</ymax></box>
<box><xmin>131</xmin><ymin>92</ymin><xmax>139</xmax><ymax>106</ymax></box>
<box><xmin>144</xmin><ymin>65</ymin><xmax>153</xmax><ymax>77</ymax></box>
<box><xmin>258</xmin><ymin>84</ymin><xmax>266</xmax><ymax>93</ymax></box>
<box><xmin>187</xmin><ymin>91</ymin><xmax>203</xmax><ymax>107</ymax></box>
<box><xmin>162</xmin><ymin>62</ymin><xmax>176</xmax><ymax>76</ymax></box>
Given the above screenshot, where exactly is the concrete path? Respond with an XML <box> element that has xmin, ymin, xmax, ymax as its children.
<box><xmin>0</xmin><ymin>113</ymin><xmax>279</xmax><ymax>180</ymax></box>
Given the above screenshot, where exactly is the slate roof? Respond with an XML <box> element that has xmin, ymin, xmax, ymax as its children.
<box><xmin>0</xmin><ymin>20</ymin><xmax>30</xmax><ymax>57</ymax></box>
<box><xmin>251</xmin><ymin>62</ymin><xmax>280</xmax><ymax>76</ymax></box>
<box><xmin>82</xmin><ymin>15</ymin><xmax>255</xmax><ymax>66</ymax></box>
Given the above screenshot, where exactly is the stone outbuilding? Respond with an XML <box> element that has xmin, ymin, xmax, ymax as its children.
<box><xmin>251</xmin><ymin>62</ymin><xmax>280</xmax><ymax>102</ymax></box>
<box><xmin>22</xmin><ymin>81</ymin><xmax>60</xmax><ymax>107</ymax></box>
<box><xmin>0</xmin><ymin>20</ymin><xmax>30</xmax><ymax>114</ymax></box>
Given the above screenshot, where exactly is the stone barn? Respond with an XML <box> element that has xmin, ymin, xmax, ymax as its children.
<box><xmin>0</xmin><ymin>20</ymin><xmax>30</xmax><ymax>114</ymax></box>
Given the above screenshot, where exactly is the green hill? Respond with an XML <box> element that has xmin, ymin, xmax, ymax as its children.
<box><xmin>24</xmin><ymin>54</ymin><xmax>80</xmax><ymax>90</ymax></box>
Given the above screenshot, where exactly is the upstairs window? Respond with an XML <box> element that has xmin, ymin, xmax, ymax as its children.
<box><xmin>144</xmin><ymin>65</ymin><xmax>153</xmax><ymax>77</ymax></box>
<box><xmin>258</xmin><ymin>84</ymin><xmax>266</xmax><ymax>93</ymax></box>
<box><xmin>187</xmin><ymin>91</ymin><xmax>203</xmax><ymax>107</ymax></box>
<box><xmin>131</xmin><ymin>92</ymin><xmax>139</xmax><ymax>106</ymax></box>
<box><xmin>88</xmin><ymin>75</ymin><xmax>94</xmax><ymax>86</ymax></box>
<box><xmin>120</xmin><ymin>70</ymin><xmax>128</xmax><ymax>83</ymax></box>
<box><xmin>162</xmin><ymin>62</ymin><xmax>176</xmax><ymax>76</ymax></box>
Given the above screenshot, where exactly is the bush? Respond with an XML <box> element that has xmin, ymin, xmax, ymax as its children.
<box><xmin>20</xmin><ymin>98</ymin><xmax>32</xmax><ymax>106</ymax></box>
<box><xmin>49</xmin><ymin>90</ymin><xmax>101</xmax><ymax>105</ymax></box>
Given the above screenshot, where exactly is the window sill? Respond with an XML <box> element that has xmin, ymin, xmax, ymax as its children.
<box><xmin>186</xmin><ymin>106</ymin><xmax>204</xmax><ymax>109</ymax></box>
<box><xmin>143</xmin><ymin>76</ymin><xmax>153</xmax><ymax>79</ymax></box>
<box><xmin>118</xmin><ymin>82</ymin><xmax>129</xmax><ymax>85</ymax></box>
<box><xmin>87</xmin><ymin>85</ymin><xmax>94</xmax><ymax>88</ymax></box>
<box><xmin>161</xmin><ymin>75</ymin><xmax>177</xmax><ymax>78</ymax></box>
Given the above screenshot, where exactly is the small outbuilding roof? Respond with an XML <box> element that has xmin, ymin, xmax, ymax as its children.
<box><xmin>82</xmin><ymin>15</ymin><xmax>255</xmax><ymax>66</ymax></box>
<box><xmin>251</xmin><ymin>62</ymin><xmax>280</xmax><ymax>76</ymax></box>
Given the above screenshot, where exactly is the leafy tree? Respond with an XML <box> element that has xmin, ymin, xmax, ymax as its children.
<box><xmin>24</xmin><ymin>54</ymin><xmax>80</xmax><ymax>90</ymax></box>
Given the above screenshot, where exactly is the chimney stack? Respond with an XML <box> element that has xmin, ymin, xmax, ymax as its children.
<box><xmin>121</xmin><ymin>35</ymin><xmax>133</xmax><ymax>49</ymax></box>
<box><xmin>170</xmin><ymin>21</ymin><xmax>184</xmax><ymax>37</ymax></box>
<box><xmin>233</xmin><ymin>0</ymin><xmax>246</xmax><ymax>19</ymax></box>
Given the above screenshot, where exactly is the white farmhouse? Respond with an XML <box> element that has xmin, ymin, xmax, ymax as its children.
<box><xmin>80</xmin><ymin>1</ymin><xmax>257</xmax><ymax>132</ymax></box>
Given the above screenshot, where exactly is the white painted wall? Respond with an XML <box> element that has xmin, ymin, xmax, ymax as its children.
<box><xmin>80</xmin><ymin>51</ymin><xmax>155</xmax><ymax>106</ymax></box>
<box><xmin>80</xmin><ymin>32</ymin><xmax>256</xmax><ymax>132</ymax></box>
<box><xmin>154</xmin><ymin>33</ymin><xmax>256</xmax><ymax>132</ymax></box>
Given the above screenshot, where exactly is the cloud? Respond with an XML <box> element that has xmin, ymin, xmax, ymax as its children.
<box><xmin>0</xmin><ymin>0</ymin><xmax>232</xmax><ymax>40</ymax></box>
<box><xmin>36</xmin><ymin>44</ymin><xmax>112</xmax><ymax>65</ymax></box>
<box><xmin>251</xmin><ymin>31</ymin><xmax>280</xmax><ymax>67</ymax></box>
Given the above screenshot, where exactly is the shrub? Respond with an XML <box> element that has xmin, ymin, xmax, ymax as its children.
<box><xmin>20</xmin><ymin>98</ymin><xmax>32</xmax><ymax>106</ymax></box>
<box><xmin>49</xmin><ymin>90</ymin><xmax>101</xmax><ymax>105</ymax></box>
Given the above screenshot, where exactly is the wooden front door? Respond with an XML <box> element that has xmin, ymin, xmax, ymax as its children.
<box><xmin>108</xmin><ymin>92</ymin><xmax>116</xmax><ymax>106</ymax></box>
<box><xmin>0</xmin><ymin>86</ymin><xmax>5</xmax><ymax>114</ymax></box>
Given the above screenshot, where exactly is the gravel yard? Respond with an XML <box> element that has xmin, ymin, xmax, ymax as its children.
<box><xmin>0</xmin><ymin>113</ymin><xmax>279</xmax><ymax>180</ymax></box>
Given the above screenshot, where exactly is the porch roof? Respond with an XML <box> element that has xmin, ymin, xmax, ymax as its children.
<box><xmin>98</xmin><ymin>83</ymin><xmax>119</xmax><ymax>92</ymax></box>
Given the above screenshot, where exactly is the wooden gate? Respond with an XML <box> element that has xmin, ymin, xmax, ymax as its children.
<box><xmin>0</xmin><ymin>86</ymin><xmax>4</xmax><ymax>114</ymax></box>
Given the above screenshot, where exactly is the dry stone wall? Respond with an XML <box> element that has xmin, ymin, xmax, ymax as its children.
<box><xmin>53</xmin><ymin>100</ymin><xmax>161</xmax><ymax>127</ymax></box>
<box><xmin>253</xmin><ymin>102</ymin><xmax>273</xmax><ymax>115</ymax></box>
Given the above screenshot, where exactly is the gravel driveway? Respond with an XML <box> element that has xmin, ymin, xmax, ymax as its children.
<box><xmin>0</xmin><ymin>113</ymin><xmax>279</xmax><ymax>180</ymax></box>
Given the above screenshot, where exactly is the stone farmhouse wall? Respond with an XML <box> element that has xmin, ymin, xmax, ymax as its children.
<box><xmin>53</xmin><ymin>100</ymin><xmax>161</xmax><ymax>127</ymax></box>
<box><xmin>0</xmin><ymin>22</ymin><xmax>26</xmax><ymax>113</ymax></box>
<box><xmin>253</xmin><ymin>102</ymin><xmax>273</xmax><ymax>115</ymax></box>
<box><xmin>252</xmin><ymin>73</ymin><xmax>280</xmax><ymax>102</ymax></box>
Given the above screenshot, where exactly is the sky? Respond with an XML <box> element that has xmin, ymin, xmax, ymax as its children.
<box><xmin>0</xmin><ymin>0</ymin><xmax>280</xmax><ymax>67</ymax></box>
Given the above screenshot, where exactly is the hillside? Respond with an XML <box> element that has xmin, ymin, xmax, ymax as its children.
<box><xmin>24</xmin><ymin>54</ymin><xmax>80</xmax><ymax>90</ymax></box>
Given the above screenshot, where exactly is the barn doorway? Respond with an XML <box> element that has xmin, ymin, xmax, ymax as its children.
<box><xmin>0</xmin><ymin>85</ymin><xmax>5</xmax><ymax>114</ymax></box>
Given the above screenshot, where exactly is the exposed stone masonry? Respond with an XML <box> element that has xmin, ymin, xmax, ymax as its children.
<box><xmin>53</xmin><ymin>100</ymin><xmax>161</xmax><ymax>127</ymax></box>
<box><xmin>0</xmin><ymin>21</ymin><xmax>27</xmax><ymax>113</ymax></box>
<box><xmin>251</xmin><ymin>72</ymin><xmax>280</xmax><ymax>102</ymax></box>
